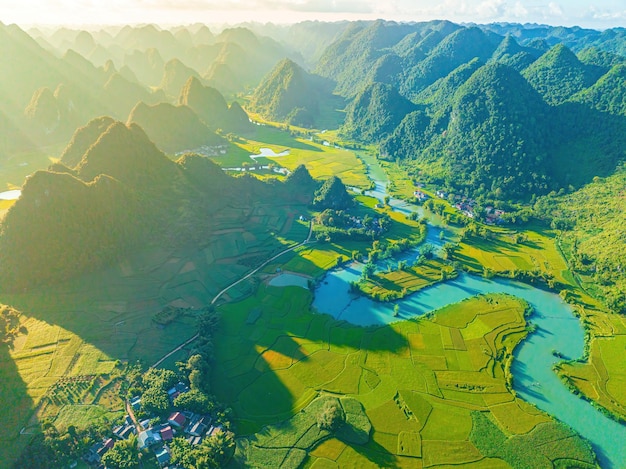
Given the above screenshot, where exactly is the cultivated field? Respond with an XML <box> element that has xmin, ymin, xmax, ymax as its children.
<box><xmin>556</xmin><ymin>312</ymin><xmax>626</xmax><ymax>422</ymax></box>
<box><xmin>213</xmin><ymin>285</ymin><xmax>596</xmax><ymax>468</ymax></box>
<box><xmin>0</xmin><ymin>202</ymin><xmax>310</xmax><ymax>465</ymax></box>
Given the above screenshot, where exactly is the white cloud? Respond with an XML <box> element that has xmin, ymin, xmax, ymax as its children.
<box><xmin>1</xmin><ymin>0</ymin><xmax>625</xmax><ymax>28</ymax></box>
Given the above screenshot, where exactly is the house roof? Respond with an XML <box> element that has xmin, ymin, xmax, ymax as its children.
<box><xmin>160</xmin><ymin>426</ymin><xmax>174</xmax><ymax>441</ymax></box>
<box><xmin>155</xmin><ymin>447</ymin><xmax>171</xmax><ymax>464</ymax></box>
<box><xmin>168</xmin><ymin>411</ymin><xmax>186</xmax><ymax>426</ymax></box>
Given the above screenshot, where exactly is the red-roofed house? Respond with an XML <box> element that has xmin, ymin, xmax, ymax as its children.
<box><xmin>160</xmin><ymin>425</ymin><xmax>174</xmax><ymax>441</ymax></box>
<box><xmin>168</xmin><ymin>411</ymin><xmax>186</xmax><ymax>428</ymax></box>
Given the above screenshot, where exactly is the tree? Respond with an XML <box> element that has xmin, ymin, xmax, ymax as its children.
<box><xmin>174</xmin><ymin>389</ymin><xmax>214</xmax><ymax>415</ymax></box>
<box><xmin>420</xmin><ymin>243</ymin><xmax>435</xmax><ymax>259</ymax></box>
<box><xmin>361</xmin><ymin>262</ymin><xmax>376</xmax><ymax>280</ymax></box>
<box><xmin>441</xmin><ymin>242</ymin><xmax>458</xmax><ymax>260</ymax></box>
<box><xmin>317</xmin><ymin>399</ymin><xmax>345</xmax><ymax>431</ymax></box>
<box><xmin>101</xmin><ymin>437</ymin><xmax>139</xmax><ymax>469</ymax></box>
<box><xmin>141</xmin><ymin>387</ymin><xmax>170</xmax><ymax>416</ymax></box>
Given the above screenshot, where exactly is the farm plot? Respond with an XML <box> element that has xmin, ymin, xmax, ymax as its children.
<box><xmin>213</xmin><ymin>286</ymin><xmax>597</xmax><ymax>468</ymax></box>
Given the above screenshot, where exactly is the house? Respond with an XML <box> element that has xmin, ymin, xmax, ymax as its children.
<box><xmin>160</xmin><ymin>425</ymin><xmax>174</xmax><ymax>442</ymax></box>
<box><xmin>187</xmin><ymin>435</ymin><xmax>202</xmax><ymax>445</ymax></box>
<box><xmin>155</xmin><ymin>447</ymin><xmax>171</xmax><ymax>466</ymax></box>
<box><xmin>96</xmin><ymin>438</ymin><xmax>114</xmax><ymax>458</ymax></box>
<box><xmin>187</xmin><ymin>415</ymin><xmax>209</xmax><ymax>437</ymax></box>
<box><xmin>168</xmin><ymin>412</ymin><xmax>186</xmax><ymax>429</ymax></box>
<box><xmin>114</xmin><ymin>422</ymin><xmax>136</xmax><ymax>440</ymax></box>
<box><xmin>167</xmin><ymin>387</ymin><xmax>180</xmax><ymax>401</ymax></box>
<box><xmin>138</xmin><ymin>429</ymin><xmax>162</xmax><ymax>450</ymax></box>
<box><xmin>207</xmin><ymin>425</ymin><xmax>223</xmax><ymax>437</ymax></box>
<box><xmin>130</xmin><ymin>396</ymin><xmax>141</xmax><ymax>410</ymax></box>
<box><xmin>413</xmin><ymin>190</ymin><xmax>428</xmax><ymax>201</ymax></box>
<box><xmin>84</xmin><ymin>442</ymin><xmax>103</xmax><ymax>464</ymax></box>
<box><xmin>436</xmin><ymin>190</ymin><xmax>447</xmax><ymax>198</ymax></box>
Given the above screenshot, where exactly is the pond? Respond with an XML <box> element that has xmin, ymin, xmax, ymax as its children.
<box><xmin>0</xmin><ymin>189</ymin><xmax>21</xmax><ymax>200</ymax></box>
<box><xmin>312</xmin><ymin>154</ymin><xmax>626</xmax><ymax>468</ymax></box>
<box><xmin>268</xmin><ymin>273</ymin><xmax>310</xmax><ymax>289</ymax></box>
<box><xmin>250</xmin><ymin>148</ymin><xmax>290</xmax><ymax>159</ymax></box>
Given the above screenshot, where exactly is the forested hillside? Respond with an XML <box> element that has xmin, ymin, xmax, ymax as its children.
<box><xmin>0</xmin><ymin>120</ymin><xmax>316</xmax><ymax>292</ymax></box>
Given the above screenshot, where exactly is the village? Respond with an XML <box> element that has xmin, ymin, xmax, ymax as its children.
<box><xmin>83</xmin><ymin>382</ymin><xmax>224</xmax><ymax>469</ymax></box>
<box><xmin>413</xmin><ymin>185</ymin><xmax>506</xmax><ymax>225</ymax></box>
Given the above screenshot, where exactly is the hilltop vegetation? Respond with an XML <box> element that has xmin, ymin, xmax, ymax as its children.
<box><xmin>0</xmin><ymin>120</ymin><xmax>318</xmax><ymax>292</ymax></box>
<box><xmin>127</xmin><ymin>102</ymin><xmax>224</xmax><ymax>153</ymax></box>
<box><xmin>249</xmin><ymin>58</ymin><xmax>336</xmax><ymax>128</ymax></box>
<box><xmin>534</xmin><ymin>167</ymin><xmax>626</xmax><ymax>313</ymax></box>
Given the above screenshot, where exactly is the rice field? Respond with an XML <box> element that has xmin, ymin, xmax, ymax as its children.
<box><xmin>0</xmin><ymin>199</ymin><xmax>312</xmax><ymax>466</ymax></box>
<box><xmin>214</xmin><ymin>286</ymin><xmax>596</xmax><ymax>468</ymax></box>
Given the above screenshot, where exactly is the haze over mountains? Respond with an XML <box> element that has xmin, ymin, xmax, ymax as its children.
<box><xmin>0</xmin><ymin>18</ymin><xmax>625</xmax><ymax>302</ymax></box>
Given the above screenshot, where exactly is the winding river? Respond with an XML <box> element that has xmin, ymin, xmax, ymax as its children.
<box><xmin>311</xmin><ymin>154</ymin><xmax>626</xmax><ymax>468</ymax></box>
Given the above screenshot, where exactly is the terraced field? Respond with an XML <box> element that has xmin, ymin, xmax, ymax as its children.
<box><xmin>0</xmin><ymin>202</ymin><xmax>309</xmax><ymax>465</ymax></box>
<box><xmin>214</xmin><ymin>285</ymin><xmax>596</xmax><ymax>468</ymax></box>
<box><xmin>556</xmin><ymin>312</ymin><xmax>626</xmax><ymax>422</ymax></box>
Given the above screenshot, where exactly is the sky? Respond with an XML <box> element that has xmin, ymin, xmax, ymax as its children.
<box><xmin>0</xmin><ymin>0</ymin><xmax>624</xmax><ymax>29</ymax></box>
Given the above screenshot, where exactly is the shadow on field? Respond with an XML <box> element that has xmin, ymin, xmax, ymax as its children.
<box><xmin>345</xmin><ymin>439</ymin><xmax>401</xmax><ymax>468</ymax></box>
<box><xmin>0</xmin><ymin>338</ymin><xmax>38</xmax><ymax>466</ymax></box>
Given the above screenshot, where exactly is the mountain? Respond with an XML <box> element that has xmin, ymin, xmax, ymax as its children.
<box><xmin>400</xmin><ymin>27</ymin><xmax>499</xmax><ymax>98</ymax></box>
<box><xmin>384</xmin><ymin>63</ymin><xmax>553</xmax><ymax>199</ymax></box>
<box><xmin>0</xmin><ymin>119</ymin><xmax>321</xmax><ymax>292</ymax></box>
<box><xmin>123</xmin><ymin>48</ymin><xmax>165</xmax><ymax>87</ymax></box>
<box><xmin>178</xmin><ymin>77</ymin><xmax>228</xmax><ymax>128</ymax></box>
<box><xmin>159</xmin><ymin>58</ymin><xmax>201</xmax><ymax>98</ymax></box>
<box><xmin>313</xmin><ymin>176</ymin><xmax>353</xmax><ymax>209</ymax></box>
<box><xmin>102</xmin><ymin>73</ymin><xmax>158</xmax><ymax>118</ymax></box>
<box><xmin>570</xmin><ymin>64</ymin><xmax>626</xmax><ymax>115</ymax></box>
<box><xmin>522</xmin><ymin>44</ymin><xmax>602</xmax><ymax>105</ymax></box>
<box><xmin>59</xmin><ymin>116</ymin><xmax>116</xmax><ymax>168</ymax></box>
<box><xmin>0</xmin><ymin>169</ymin><xmax>139</xmax><ymax>291</ymax></box>
<box><xmin>489</xmin><ymin>35</ymin><xmax>541</xmax><ymax>71</ymax></box>
<box><xmin>127</xmin><ymin>102</ymin><xmax>224</xmax><ymax>154</ymax></box>
<box><xmin>249</xmin><ymin>58</ymin><xmax>334</xmax><ymax>127</ymax></box>
<box><xmin>341</xmin><ymin>82</ymin><xmax>417</xmax><ymax>142</ymax></box>
<box><xmin>315</xmin><ymin>20</ymin><xmax>419</xmax><ymax>97</ymax></box>
<box><xmin>23</xmin><ymin>87</ymin><xmax>61</xmax><ymax>135</ymax></box>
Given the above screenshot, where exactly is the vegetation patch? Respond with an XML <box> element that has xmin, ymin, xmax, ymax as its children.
<box><xmin>356</xmin><ymin>258</ymin><xmax>458</xmax><ymax>302</ymax></box>
<box><xmin>235</xmin><ymin>395</ymin><xmax>370</xmax><ymax>468</ymax></box>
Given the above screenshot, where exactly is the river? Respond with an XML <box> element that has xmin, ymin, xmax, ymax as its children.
<box><xmin>311</xmin><ymin>154</ymin><xmax>626</xmax><ymax>468</ymax></box>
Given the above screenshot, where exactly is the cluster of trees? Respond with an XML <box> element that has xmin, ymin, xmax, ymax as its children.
<box><xmin>13</xmin><ymin>420</ymin><xmax>112</xmax><ymax>469</ymax></box>
<box><xmin>315</xmin><ymin>209</ymin><xmax>392</xmax><ymax>243</ymax></box>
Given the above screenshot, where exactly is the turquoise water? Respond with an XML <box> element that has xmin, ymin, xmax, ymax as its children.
<box><xmin>312</xmin><ymin>269</ymin><xmax>626</xmax><ymax>468</ymax></box>
<box><xmin>311</xmin><ymin>154</ymin><xmax>626</xmax><ymax>468</ymax></box>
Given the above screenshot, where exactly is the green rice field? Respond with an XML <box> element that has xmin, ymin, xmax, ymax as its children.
<box><xmin>214</xmin><ymin>285</ymin><xmax>596</xmax><ymax>468</ymax></box>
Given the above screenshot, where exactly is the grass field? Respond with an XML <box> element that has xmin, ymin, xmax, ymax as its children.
<box><xmin>210</xmin><ymin>125</ymin><xmax>370</xmax><ymax>188</ymax></box>
<box><xmin>456</xmin><ymin>224</ymin><xmax>572</xmax><ymax>285</ymax></box>
<box><xmin>214</xmin><ymin>285</ymin><xmax>596</xmax><ymax>468</ymax></box>
<box><xmin>0</xmin><ymin>200</ymin><xmax>312</xmax><ymax>466</ymax></box>
<box><xmin>556</xmin><ymin>312</ymin><xmax>626</xmax><ymax>422</ymax></box>
<box><xmin>358</xmin><ymin>258</ymin><xmax>458</xmax><ymax>301</ymax></box>
<box><xmin>0</xmin><ymin>145</ymin><xmax>64</xmax><ymax>191</ymax></box>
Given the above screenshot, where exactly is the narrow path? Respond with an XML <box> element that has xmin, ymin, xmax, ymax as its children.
<box><xmin>125</xmin><ymin>399</ymin><xmax>143</xmax><ymax>433</ymax></box>
<box><xmin>150</xmin><ymin>221</ymin><xmax>314</xmax><ymax>368</ymax></box>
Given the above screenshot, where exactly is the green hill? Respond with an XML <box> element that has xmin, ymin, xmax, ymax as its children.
<box><xmin>570</xmin><ymin>64</ymin><xmax>626</xmax><ymax>115</ymax></box>
<box><xmin>249</xmin><ymin>58</ymin><xmax>334</xmax><ymax>127</ymax></box>
<box><xmin>127</xmin><ymin>102</ymin><xmax>224</xmax><ymax>154</ymax></box>
<box><xmin>159</xmin><ymin>58</ymin><xmax>201</xmax><ymax>98</ymax></box>
<box><xmin>535</xmin><ymin>168</ymin><xmax>626</xmax><ymax>313</ymax></box>
<box><xmin>59</xmin><ymin>116</ymin><xmax>116</xmax><ymax>168</ymax></box>
<box><xmin>341</xmin><ymin>82</ymin><xmax>417</xmax><ymax>142</ymax></box>
<box><xmin>400</xmin><ymin>27</ymin><xmax>498</xmax><ymax>98</ymax></box>
<box><xmin>178</xmin><ymin>76</ymin><xmax>228</xmax><ymax>129</ymax></box>
<box><xmin>522</xmin><ymin>44</ymin><xmax>601</xmax><ymax>105</ymax></box>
